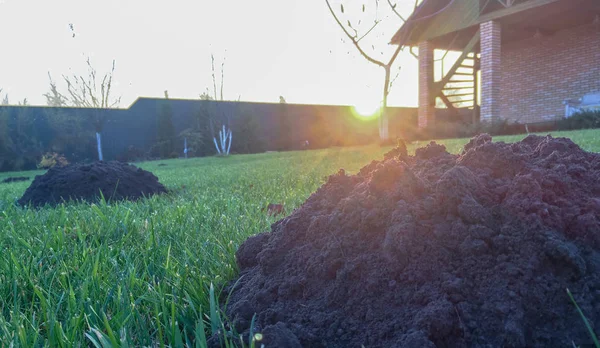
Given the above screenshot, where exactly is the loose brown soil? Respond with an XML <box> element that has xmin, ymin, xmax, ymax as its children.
<box><xmin>18</xmin><ymin>161</ymin><xmax>167</xmax><ymax>207</ymax></box>
<box><xmin>222</xmin><ymin>134</ymin><xmax>600</xmax><ymax>347</ymax></box>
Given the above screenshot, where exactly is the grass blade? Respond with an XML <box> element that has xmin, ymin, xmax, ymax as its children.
<box><xmin>209</xmin><ymin>283</ymin><xmax>220</xmax><ymax>336</ymax></box>
<box><xmin>567</xmin><ymin>288</ymin><xmax>600</xmax><ymax>348</ymax></box>
<box><xmin>195</xmin><ymin>318</ymin><xmax>207</xmax><ymax>348</ymax></box>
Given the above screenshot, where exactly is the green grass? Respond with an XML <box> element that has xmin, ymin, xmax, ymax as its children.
<box><xmin>0</xmin><ymin>129</ymin><xmax>599</xmax><ymax>346</ymax></box>
<box><xmin>567</xmin><ymin>288</ymin><xmax>600</xmax><ymax>348</ymax></box>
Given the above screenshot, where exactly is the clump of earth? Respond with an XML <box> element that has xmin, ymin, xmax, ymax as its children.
<box><xmin>18</xmin><ymin>161</ymin><xmax>167</xmax><ymax>208</ymax></box>
<box><xmin>221</xmin><ymin>134</ymin><xmax>600</xmax><ymax>347</ymax></box>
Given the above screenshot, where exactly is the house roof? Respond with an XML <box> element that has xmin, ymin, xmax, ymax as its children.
<box><xmin>390</xmin><ymin>0</ymin><xmax>600</xmax><ymax>49</ymax></box>
<box><xmin>390</xmin><ymin>0</ymin><xmax>480</xmax><ymax>47</ymax></box>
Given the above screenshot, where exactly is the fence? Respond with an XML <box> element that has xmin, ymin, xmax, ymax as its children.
<box><xmin>0</xmin><ymin>97</ymin><xmax>419</xmax><ymax>172</ymax></box>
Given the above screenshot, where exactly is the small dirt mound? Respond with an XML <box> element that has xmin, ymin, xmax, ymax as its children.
<box><xmin>1</xmin><ymin>176</ymin><xmax>29</xmax><ymax>184</ymax></box>
<box><xmin>222</xmin><ymin>134</ymin><xmax>600</xmax><ymax>348</ymax></box>
<box><xmin>18</xmin><ymin>161</ymin><xmax>167</xmax><ymax>207</ymax></box>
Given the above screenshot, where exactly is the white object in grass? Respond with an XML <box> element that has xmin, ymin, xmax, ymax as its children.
<box><xmin>96</xmin><ymin>132</ymin><xmax>103</xmax><ymax>161</ymax></box>
<box><xmin>184</xmin><ymin>137</ymin><xmax>188</xmax><ymax>158</ymax></box>
<box><xmin>213</xmin><ymin>125</ymin><xmax>232</xmax><ymax>155</ymax></box>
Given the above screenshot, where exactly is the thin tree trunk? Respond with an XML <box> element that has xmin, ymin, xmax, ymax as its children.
<box><xmin>96</xmin><ymin>132</ymin><xmax>103</xmax><ymax>161</ymax></box>
<box><xmin>213</xmin><ymin>137</ymin><xmax>221</xmax><ymax>154</ymax></box>
<box><xmin>380</xmin><ymin>66</ymin><xmax>391</xmax><ymax>141</ymax></box>
<box><xmin>226</xmin><ymin>130</ymin><xmax>232</xmax><ymax>155</ymax></box>
<box><xmin>184</xmin><ymin>137</ymin><xmax>188</xmax><ymax>158</ymax></box>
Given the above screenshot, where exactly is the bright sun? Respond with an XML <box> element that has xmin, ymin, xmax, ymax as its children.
<box><xmin>353</xmin><ymin>101</ymin><xmax>381</xmax><ymax>119</ymax></box>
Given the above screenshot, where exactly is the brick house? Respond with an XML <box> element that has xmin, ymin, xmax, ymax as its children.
<box><xmin>391</xmin><ymin>0</ymin><xmax>600</xmax><ymax>128</ymax></box>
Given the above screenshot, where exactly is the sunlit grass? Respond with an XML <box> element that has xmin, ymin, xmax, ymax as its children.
<box><xmin>0</xmin><ymin>129</ymin><xmax>598</xmax><ymax>346</ymax></box>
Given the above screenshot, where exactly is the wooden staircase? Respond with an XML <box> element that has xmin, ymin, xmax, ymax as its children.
<box><xmin>432</xmin><ymin>30</ymin><xmax>481</xmax><ymax>123</ymax></box>
<box><xmin>441</xmin><ymin>53</ymin><xmax>479</xmax><ymax>109</ymax></box>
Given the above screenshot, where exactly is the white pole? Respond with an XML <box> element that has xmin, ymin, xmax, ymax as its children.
<box><xmin>221</xmin><ymin>125</ymin><xmax>226</xmax><ymax>151</ymax></box>
<box><xmin>226</xmin><ymin>130</ymin><xmax>232</xmax><ymax>155</ymax></box>
<box><xmin>96</xmin><ymin>132</ymin><xmax>103</xmax><ymax>161</ymax></box>
<box><xmin>184</xmin><ymin>137</ymin><xmax>188</xmax><ymax>158</ymax></box>
<box><xmin>213</xmin><ymin>137</ymin><xmax>221</xmax><ymax>154</ymax></box>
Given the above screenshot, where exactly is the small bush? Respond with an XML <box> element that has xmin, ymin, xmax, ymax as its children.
<box><xmin>116</xmin><ymin>145</ymin><xmax>146</xmax><ymax>163</ymax></box>
<box><xmin>558</xmin><ymin>110</ymin><xmax>600</xmax><ymax>130</ymax></box>
<box><xmin>0</xmin><ymin>107</ymin><xmax>45</xmax><ymax>171</ymax></box>
<box><xmin>399</xmin><ymin>120</ymin><xmax>474</xmax><ymax>141</ymax></box>
<box><xmin>178</xmin><ymin>128</ymin><xmax>204</xmax><ymax>157</ymax></box>
<box><xmin>37</xmin><ymin>152</ymin><xmax>69</xmax><ymax>169</ymax></box>
<box><xmin>398</xmin><ymin>117</ymin><xmax>531</xmax><ymax>142</ymax></box>
<box><xmin>147</xmin><ymin>140</ymin><xmax>173</xmax><ymax>160</ymax></box>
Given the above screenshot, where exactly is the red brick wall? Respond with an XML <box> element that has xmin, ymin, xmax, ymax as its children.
<box><xmin>419</xmin><ymin>41</ymin><xmax>435</xmax><ymax>128</ymax></box>
<box><xmin>501</xmin><ymin>24</ymin><xmax>600</xmax><ymax>123</ymax></box>
<box><xmin>481</xmin><ymin>21</ymin><xmax>503</xmax><ymax>123</ymax></box>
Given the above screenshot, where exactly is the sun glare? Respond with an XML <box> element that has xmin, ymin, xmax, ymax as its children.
<box><xmin>353</xmin><ymin>102</ymin><xmax>380</xmax><ymax>119</ymax></box>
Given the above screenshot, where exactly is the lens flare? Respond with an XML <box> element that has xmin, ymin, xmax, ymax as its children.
<box><xmin>353</xmin><ymin>101</ymin><xmax>380</xmax><ymax>119</ymax></box>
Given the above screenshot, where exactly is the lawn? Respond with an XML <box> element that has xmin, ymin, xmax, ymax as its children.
<box><xmin>0</xmin><ymin>129</ymin><xmax>598</xmax><ymax>346</ymax></box>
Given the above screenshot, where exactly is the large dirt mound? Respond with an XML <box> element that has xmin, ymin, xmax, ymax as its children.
<box><xmin>18</xmin><ymin>161</ymin><xmax>167</xmax><ymax>207</ymax></box>
<box><xmin>223</xmin><ymin>135</ymin><xmax>600</xmax><ymax>347</ymax></box>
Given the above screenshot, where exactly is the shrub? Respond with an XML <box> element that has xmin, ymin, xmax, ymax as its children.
<box><xmin>0</xmin><ymin>107</ymin><xmax>45</xmax><ymax>171</ymax></box>
<box><xmin>147</xmin><ymin>140</ymin><xmax>174</xmax><ymax>160</ymax></box>
<box><xmin>44</xmin><ymin>109</ymin><xmax>96</xmax><ymax>164</ymax></box>
<box><xmin>557</xmin><ymin>110</ymin><xmax>600</xmax><ymax>130</ymax></box>
<box><xmin>178</xmin><ymin>128</ymin><xmax>204</xmax><ymax>157</ymax></box>
<box><xmin>398</xmin><ymin>117</ymin><xmax>529</xmax><ymax>142</ymax></box>
<box><xmin>38</xmin><ymin>152</ymin><xmax>69</xmax><ymax>169</ymax></box>
<box><xmin>116</xmin><ymin>145</ymin><xmax>146</xmax><ymax>163</ymax></box>
<box><xmin>398</xmin><ymin>120</ymin><xmax>474</xmax><ymax>141</ymax></box>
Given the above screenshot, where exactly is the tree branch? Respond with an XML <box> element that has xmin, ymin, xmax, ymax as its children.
<box><xmin>211</xmin><ymin>54</ymin><xmax>218</xmax><ymax>100</ymax></box>
<box><xmin>325</xmin><ymin>0</ymin><xmax>386</xmax><ymax>67</ymax></box>
<box><xmin>389</xmin><ymin>65</ymin><xmax>402</xmax><ymax>90</ymax></box>
<box><xmin>387</xmin><ymin>42</ymin><xmax>403</xmax><ymax>66</ymax></box>
<box><xmin>56</xmin><ymin>58</ymin><xmax>120</xmax><ymax>109</ymax></box>
<box><xmin>220</xmin><ymin>56</ymin><xmax>225</xmax><ymax>101</ymax></box>
<box><xmin>386</xmin><ymin>0</ymin><xmax>407</xmax><ymax>21</ymax></box>
<box><xmin>100</xmin><ymin>75</ymin><xmax>107</xmax><ymax>108</ymax></box>
<box><xmin>357</xmin><ymin>20</ymin><xmax>381</xmax><ymax>43</ymax></box>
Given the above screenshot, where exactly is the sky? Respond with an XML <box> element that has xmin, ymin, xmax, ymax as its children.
<box><xmin>0</xmin><ymin>0</ymin><xmax>421</xmax><ymax>109</ymax></box>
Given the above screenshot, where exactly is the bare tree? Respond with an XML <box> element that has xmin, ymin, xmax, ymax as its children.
<box><xmin>325</xmin><ymin>0</ymin><xmax>420</xmax><ymax>141</ymax></box>
<box><xmin>0</xmin><ymin>89</ymin><xmax>29</xmax><ymax>106</ymax></box>
<box><xmin>0</xmin><ymin>89</ymin><xmax>8</xmax><ymax>105</ymax></box>
<box><xmin>44</xmin><ymin>74</ymin><xmax>68</xmax><ymax>107</ymax></box>
<box><xmin>203</xmin><ymin>53</ymin><xmax>233</xmax><ymax>156</ymax></box>
<box><xmin>46</xmin><ymin>58</ymin><xmax>121</xmax><ymax>109</ymax></box>
<box><xmin>44</xmin><ymin>58</ymin><xmax>121</xmax><ymax>161</ymax></box>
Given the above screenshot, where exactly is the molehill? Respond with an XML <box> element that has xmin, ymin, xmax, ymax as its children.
<box><xmin>221</xmin><ymin>134</ymin><xmax>600</xmax><ymax>347</ymax></box>
<box><xmin>18</xmin><ymin>161</ymin><xmax>167</xmax><ymax>207</ymax></box>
